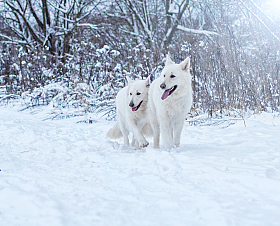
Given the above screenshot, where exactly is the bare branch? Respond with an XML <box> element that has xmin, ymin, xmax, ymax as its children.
<box><xmin>125</xmin><ymin>0</ymin><xmax>152</xmax><ymax>41</ymax></box>
<box><xmin>27</xmin><ymin>0</ymin><xmax>44</xmax><ymax>30</ymax></box>
<box><xmin>163</xmin><ymin>0</ymin><xmax>190</xmax><ymax>49</ymax></box>
<box><xmin>6</xmin><ymin>1</ymin><xmax>43</xmax><ymax>44</ymax></box>
<box><xmin>240</xmin><ymin>0</ymin><xmax>280</xmax><ymax>44</ymax></box>
<box><xmin>177</xmin><ymin>25</ymin><xmax>219</xmax><ymax>36</ymax></box>
<box><xmin>76</xmin><ymin>23</ymin><xmax>98</xmax><ymax>29</ymax></box>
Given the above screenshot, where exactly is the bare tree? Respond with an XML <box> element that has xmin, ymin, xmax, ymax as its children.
<box><xmin>107</xmin><ymin>0</ymin><xmax>219</xmax><ymax>51</ymax></box>
<box><xmin>0</xmin><ymin>0</ymin><xmax>100</xmax><ymax>61</ymax></box>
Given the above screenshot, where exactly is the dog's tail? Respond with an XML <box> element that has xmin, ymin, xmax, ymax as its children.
<box><xmin>107</xmin><ymin>122</ymin><xmax>123</xmax><ymax>139</ymax></box>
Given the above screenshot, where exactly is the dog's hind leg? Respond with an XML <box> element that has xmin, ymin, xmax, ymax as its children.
<box><xmin>160</xmin><ymin>119</ymin><xmax>173</xmax><ymax>150</ymax></box>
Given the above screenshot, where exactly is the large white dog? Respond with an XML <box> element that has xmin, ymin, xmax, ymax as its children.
<box><xmin>148</xmin><ymin>55</ymin><xmax>192</xmax><ymax>149</ymax></box>
<box><xmin>107</xmin><ymin>76</ymin><xmax>151</xmax><ymax>148</ymax></box>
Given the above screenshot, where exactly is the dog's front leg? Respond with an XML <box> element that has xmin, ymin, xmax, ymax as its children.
<box><xmin>118</xmin><ymin>119</ymin><xmax>129</xmax><ymax>146</ymax></box>
<box><xmin>131</xmin><ymin>135</ymin><xmax>139</xmax><ymax>149</ymax></box>
<box><xmin>160</xmin><ymin>118</ymin><xmax>173</xmax><ymax>150</ymax></box>
<box><xmin>128</xmin><ymin>120</ymin><xmax>149</xmax><ymax>148</ymax></box>
<box><xmin>150</xmin><ymin>118</ymin><xmax>160</xmax><ymax>149</ymax></box>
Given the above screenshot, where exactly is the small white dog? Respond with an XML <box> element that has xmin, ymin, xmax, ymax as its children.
<box><xmin>148</xmin><ymin>55</ymin><xmax>192</xmax><ymax>149</ymax></box>
<box><xmin>107</xmin><ymin>76</ymin><xmax>151</xmax><ymax>148</ymax></box>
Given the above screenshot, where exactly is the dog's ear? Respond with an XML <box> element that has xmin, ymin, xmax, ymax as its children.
<box><xmin>126</xmin><ymin>76</ymin><xmax>133</xmax><ymax>85</ymax></box>
<box><xmin>180</xmin><ymin>57</ymin><xmax>190</xmax><ymax>72</ymax></box>
<box><xmin>145</xmin><ymin>76</ymin><xmax>151</xmax><ymax>88</ymax></box>
<box><xmin>165</xmin><ymin>54</ymin><xmax>174</xmax><ymax>66</ymax></box>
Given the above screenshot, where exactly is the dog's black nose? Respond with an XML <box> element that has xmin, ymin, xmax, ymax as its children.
<box><xmin>160</xmin><ymin>83</ymin><xmax>166</xmax><ymax>89</ymax></box>
<box><xmin>129</xmin><ymin>101</ymin><xmax>134</xmax><ymax>107</ymax></box>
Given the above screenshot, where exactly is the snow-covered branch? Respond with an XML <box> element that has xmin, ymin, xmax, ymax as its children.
<box><xmin>0</xmin><ymin>33</ymin><xmax>29</xmax><ymax>45</ymax></box>
<box><xmin>163</xmin><ymin>0</ymin><xmax>190</xmax><ymax>49</ymax></box>
<box><xmin>177</xmin><ymin>25</ymin><xmax>219</xmax><ymax>36</ymax></box>
<box><xmin>76</xmin><ymin>23</ymin><xmax>98</xmax><ymax>30</ymax></box>
<box><xmin>125</xmin><ymin>0</ymin><xmax>153</xmax><ymax>41</ymax></box>
<box><xmin>240</xmin><ymin>0</ymin><xmax>280</xmax><ymax>43</ymax></box>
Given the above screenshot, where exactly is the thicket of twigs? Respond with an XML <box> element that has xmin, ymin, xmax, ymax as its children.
<box><xmin>0</xmin><ymin>0</ymin><xmax>279</xmax><ymax>119</ymax></box>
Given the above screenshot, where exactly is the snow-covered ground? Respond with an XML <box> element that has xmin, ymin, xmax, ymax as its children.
<box><xmin>1</xmin><ymin>105</ymin><xmax>280</xmax><ymax>226</ymax></box>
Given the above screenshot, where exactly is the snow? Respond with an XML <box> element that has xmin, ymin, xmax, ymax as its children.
<box><xmin>1</xmin><ymin>105</ymin><xmax>280</xmax><ymax>226</ymax></box>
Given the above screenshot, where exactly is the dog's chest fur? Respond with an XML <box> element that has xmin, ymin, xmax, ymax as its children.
<box><xmin>127</xmin><ymin>104</ymin><xmax>149</xmax><ymax>123</ymax></box>
<box><xmin>160</xmin><ymin>93</ymin><xmax>190</xmax><ymax>118</ymax></box>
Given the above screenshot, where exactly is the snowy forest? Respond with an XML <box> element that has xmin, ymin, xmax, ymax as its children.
<box><xmin>0</xmin><ymin>0</ymin><xmax>280</xmax><ymax>118</ymax></box>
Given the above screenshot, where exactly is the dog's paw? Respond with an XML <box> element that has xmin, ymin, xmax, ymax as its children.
<box><xmin>132</xmin><ymin>139</ymin><xmax>139</xmax><ymax>148</ymax></box>
<box><xmin>165</xmin><ymin>143</ymin><xmax>175</xmax><ymax>150</ymax></box>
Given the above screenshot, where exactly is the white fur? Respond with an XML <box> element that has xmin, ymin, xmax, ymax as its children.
<box><xmin>107</xmin><ymin>76</ymin><xmax>151</xmax><ymax>148</ymax></box>
<box><xmin>148</xmin><ymin>55</ymin><xmax>192</xmax><ymax>149</ymax></box>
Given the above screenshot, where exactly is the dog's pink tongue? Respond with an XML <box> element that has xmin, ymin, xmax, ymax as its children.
<box><xmin>132</xmin><ymin>107</ymin><xmax>137</xmax><ymax>111</ymax></box>
<box><xmin>161</xmin><ymin>89</ymin><xmax>170</xmax><ymax>100</ymax></box>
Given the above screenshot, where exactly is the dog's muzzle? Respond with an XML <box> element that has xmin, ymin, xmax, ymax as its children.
<box><xmin>130</xmin><ymin>100</ymin><xmax>143</xmax><ymax>112</ymax></box>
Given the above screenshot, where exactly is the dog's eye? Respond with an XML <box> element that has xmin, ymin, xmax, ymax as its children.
<box><xmin>137</xmin><ymin>92</ymin><xmax>141</xmax><ymax>95</ymax></box>
<box><xmin>170</xmin><ymin>74</ymin><xmax>176</xmax><ymax>78</ymax></box>
<box><xmin>164</xmin><ymin>75</ymin><xmax>166</xmax><ymax>77</ymax></box>
<box><xmin>130</xmin><ymin>93</ymin><xmax>132</xmax><ymax>95</ymax></box>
